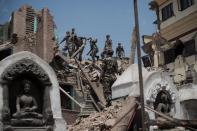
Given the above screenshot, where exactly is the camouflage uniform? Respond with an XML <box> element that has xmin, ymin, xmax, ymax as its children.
<box><xmin>87</xmin><ymin>38</ymin><xmax>99</xmax><ymax>63</ymax></box>
<box><xmin>60</xmin><ymin>31</ymin><xmax>75</xmax><ymax>57</ymax></box>
<box><xmin>75</xmin><ymin>36</ymin><xmax>86</xmax><ymax>61</ymax></box>
<box><xmin>100</xmin><ymin>56</ymin><xmax>118</xmax><ymax>106</ymax></box>
<box><xmin>68</xmin><ymin>28</ymin><xmax>77</xmax><ymax>56</ymax></box>
<box><xmin>116</xmin><ymin>43</ymin><xmax>125</xmax><ymax>59</ymax></box>
<box><xmin>101</xmin><ymin>35</ymin><xmax>113</xmax><ymax>59</ymax></box>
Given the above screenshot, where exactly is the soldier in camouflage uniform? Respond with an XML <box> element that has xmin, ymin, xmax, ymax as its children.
<box><xmin>101</xmin><ymin>35</ymin><xmax>113</xmax><ymax>59</ymax></box>
<box><xmin>100</xmin><ymin>51</ymin><xmax>119</xmax><ymax>106</ymax></box>
<box><xmin>116</xmin><ymin>43</ymin><xmax>125</xmax><ymax>59</ymax></box>
<box><xmin>87</xmin><ymin>38</ymin><xmax>99</xmax><ymax>63</ymax></box>
<box><xmin>74</xmin><ymin>36</ymin><xmax>86</xmax><ymax>61</ymax></box>
<box><xmin>60</xmin><ymin>31</ymin><xmax>75</xmax><ymax>57</ymax></box>
<box><xmin>67</xmin><ymin>28</ymin><xmax>77</xmax><ymax>56</ymax></box>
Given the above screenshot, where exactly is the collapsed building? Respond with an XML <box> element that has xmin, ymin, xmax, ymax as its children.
<box><xmin>0</xmin><ymin>4</ymin><xmax>56</xmax><ymax>62</ymax></box>
<box><xmin>0</xmin><ymin>1</ymin><xmax>197</xmax><ymax>130</ymax></box>
<box><xmin>0</xmin><ymin>4</ymin><xmax>130</xmax><ymax>129</ymax></box>
<box><xmin>141</xmin><ymin>0</ymin><xmax>197</xmax><ymax>120</ymax></box>
<box><xmin>70</xmin><ymin>0</ymin><xmax>197</xmax><ymax>130</ymax></box>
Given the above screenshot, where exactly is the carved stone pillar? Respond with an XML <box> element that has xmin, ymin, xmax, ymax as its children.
<box><xmin>43</xmin><ymin>84</ymin><xmax>54</xmax><ymax>126</ymax></box>
<box><xmin>1</xmin><ymin>81</ymin><xmax>10</xmax><ymax>125</ymax></box>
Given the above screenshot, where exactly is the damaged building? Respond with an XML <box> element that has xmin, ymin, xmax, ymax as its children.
<box><xmin>0</xmin><ymin>5</ymin><xmax>56</xmax><ymax>62</ymax></box>
<box><xmin>0</xmin><ymin>0</ymin><xmax>197</xmax><ymax>130</ymax></box>
<box><xmin>0</xmin><ymin>4</ymin><xmax>130</xmax><ymax>128</ymax></box>
<box><xmin>111</xmin><ymin>0</ymin><xmax>197</xmax><ymax>130</ymax></box>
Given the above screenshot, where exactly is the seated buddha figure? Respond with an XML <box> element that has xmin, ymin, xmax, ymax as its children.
<box><xmin>13</xmin><ymin>80</ymin><xmax>43</xmax><ymax>119</ymax></box>
<box><xmin>156</xmin><ymin>91</ymin><xmax>171</xmax><ymax>115</ymax></box>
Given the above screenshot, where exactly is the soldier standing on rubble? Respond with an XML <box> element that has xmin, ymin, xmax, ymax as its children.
<box><xmin>75</xmin><ymin>36</ymin><xmax>86</xmax><ymax>61</ymax></box>
<box><xmin>65</xmin><ymin>28</ymin><xmax>77</xmax><ymax>57</ymax></box>
<box><xmin>116</xmin><ymin>43</ymin><xmax>125</xmax><ymax>59</ymax></box>
<box><xmin>60</xmin><ymin>31</ymin><xmax>74</xmax><ymax>57</ymax></box>
<box><xmin>101</xmin><ymin>35</ymin><xmax>113</xmax><ymax>59</ymax></box>
<box><xmin>100</xmin><ymin>51</ymin><xmax>119</xmax><ymax>106</ymax></box>
<box><xmin>87</xmin><ymin>38</ymin><xmax>99</xmax><ymax>63</ymax></box>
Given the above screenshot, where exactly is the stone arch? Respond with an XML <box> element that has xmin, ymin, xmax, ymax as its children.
<box><xmin>0</xmin><ymin>51</ymin><xmax>66</xmax><ymax>131</ymax></box>
<box><xmin>144</xmin><ymin>71</ymin><xmax>181</xmax><ymax>120</ymax></box>
<box><xmin>112</xmin><ymin>64</ymin><xmax>182</xmax><ymax>120</ymax></box>
<box><xmin>1</xmin><ymin>59</ymin><xmax>51</xmax><ymax>85</ymax></box>
<box><xmin>1</xmin><ymin>59</ymin><xmax>52</xmax><ymax>118</ymax></box>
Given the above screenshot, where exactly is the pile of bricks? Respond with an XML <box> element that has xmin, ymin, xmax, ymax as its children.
<box><xmin>67</xmin><ymin>101</ymin><xmax>124</xmax><ymax>131</ymax></box>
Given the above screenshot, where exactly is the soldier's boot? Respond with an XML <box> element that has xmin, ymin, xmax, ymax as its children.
<box><xmin>96</xmin><ymin>55</ymin><xmax>99</xmax><ymax>60</ymax></box>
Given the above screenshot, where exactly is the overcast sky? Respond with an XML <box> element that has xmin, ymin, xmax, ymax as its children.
<box><xmin>0</xmin><ymin>0</ymin><xmax>157</xmax><ymax>59</ymax></box>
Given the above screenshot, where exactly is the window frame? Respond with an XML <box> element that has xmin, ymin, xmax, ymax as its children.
<box><xmin>178</xmin><ymin>0</ymin><xmax>194</xmax><ymax>11</ymax></box>
<box><xmin>161</xmin><ymin>3</ymin><xmax>174</xmax><ymax>21</ymax></box>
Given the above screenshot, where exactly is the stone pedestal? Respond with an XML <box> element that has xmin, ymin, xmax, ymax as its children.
<box><xmin>12</xmin><ymin>127</ymin><xmax>47</xmax><ymax>131</ymax></box>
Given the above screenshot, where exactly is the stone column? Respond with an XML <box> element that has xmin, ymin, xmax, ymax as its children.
<box><xmin>1</xmin><ymin>81</ymin><xmax>11</xmax><ymax>125</ymax></box>
<box><xmin>43</xmin><ymin>84</ymin><xmax>54</xmax><ymax>126</ymax></box>
<box><xmin>42</xmin><ymin>8</ymin><xmax>48</xmax><ymax>62</ymax></box>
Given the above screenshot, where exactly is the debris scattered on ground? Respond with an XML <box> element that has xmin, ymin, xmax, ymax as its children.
<box><xmin>67</xmin><ymin>100</ymin><xmax>124</xmax><ymax>131</ymax></box>
<box><xmin>68</xmin><ymin>97</ymin><xmax>136</xmax><ymax>131</ymax></box>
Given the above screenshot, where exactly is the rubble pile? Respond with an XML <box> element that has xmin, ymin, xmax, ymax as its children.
<box><xmin>68</xmin><ymin>101</ymin><xmax>125</xmax><ymax>131</ymax></box>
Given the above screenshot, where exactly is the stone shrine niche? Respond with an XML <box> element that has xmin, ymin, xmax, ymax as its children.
<box><xmin>9</xmin><ymin>76</ymin><xmax>44</xmax><ymax>119</ymax></box>
<box><xmin>0</xmin><ymin>51</ymin><xmax>67</xmax><ymax>131</ymax></box>
<box><xmin>144</xmin><ymin>72</ymin><xmax>181</xmax><ymax>120</ymax></box>
<box><xmin>1</xmin><ymin>59</ymin><xmax>53</xmax><ymax>131</ymax></box>
<box><xmin>153</xmin><ymin>89</ymin><xmax>172</xmax><ymax>116</ymax></box>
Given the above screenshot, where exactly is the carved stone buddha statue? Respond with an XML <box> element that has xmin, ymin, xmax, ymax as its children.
<box><xmin>156</xmin><ymin>91</ymin><xmax>171</xmax><ymax>115</ymax></box>
<box><xmin>13</xmin><ymin>80</ymin><xmax>43</xmax><ymax>119</ymax></box>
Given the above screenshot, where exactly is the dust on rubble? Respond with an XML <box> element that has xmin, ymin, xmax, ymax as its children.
<box><xmin>67</xmin><ymin>100</ymin><xmax>125</xmax><ymax>131</ymax></box>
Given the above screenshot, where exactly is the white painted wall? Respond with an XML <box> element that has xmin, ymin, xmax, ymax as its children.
<box><xmin>112</xmin><ymin>64</ymin><xmax>182</xmax><ymax>119</ymax></box>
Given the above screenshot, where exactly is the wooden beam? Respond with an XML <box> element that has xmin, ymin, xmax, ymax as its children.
<box><xmin>75</xmin><ymin>58</ymin><xmax>106</xmax><ymax>111</ymax></box>
<box><xmin>59</xmin><ymin>86</ymin><xmax>84</xmax><ymax>108</ymax></box>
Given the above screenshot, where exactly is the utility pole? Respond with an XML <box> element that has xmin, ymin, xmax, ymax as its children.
<box><xmin>133</xmin><ymin>0</ymin><xmax>146</xmax><ymax>131</ymax></box>
<box><xmin>130</xmin><ymin>26</ymin><xmax>137</xmax><ymax>64</ymax></box>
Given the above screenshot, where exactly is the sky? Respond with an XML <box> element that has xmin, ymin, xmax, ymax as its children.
<box><xmin>0</xmin><ymin>0</ymin><xmax>157</xmax><ymax>59</ymax></box>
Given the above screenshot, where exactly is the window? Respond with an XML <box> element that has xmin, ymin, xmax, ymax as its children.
<box><xmin>142</xmin><ymin>55</ymin><xmax>152</xmax><ymax>67</ymax></box>
<box><xmin>164</xmin><ymin>48</ymin><xmax>176</xmax><ymax>64</ymax></box>
<box><xmin>183</xmin><ymin>39</ymin><xmax>196</xmax><ymax>57</ymax></box>
<box><xmin>162</xmin><ymin>3</ymin><xmax>174</xmax><ymax>21</ymax></box>
<box><xmin>179</xmin><ymin>0</ymin><xmax>194</xmax><ymax>11</ymax></box>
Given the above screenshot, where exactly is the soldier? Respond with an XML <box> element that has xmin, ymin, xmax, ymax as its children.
<box><xmin>75</xmin><ymin>36</ymin><xmax>86</xmax><ymax>61</ymax></box>
<box><xmin>60</xmin><ymin>31</ymin><xmax>70</xmax><ymax>45</ymax></box>
<box><xmin>63</xmin><ymin>28</ymin><xmax>77</xmax><ymax>57</ymax></box>
<box><xmin>100</xmin><ymin>51</ymin><xmax>119</xmax><ymax>106</ymax></box>
<box><xmin>101</xmin><ymin>35</ymin><xmax>113</xmax><ymax>59</ymax></box>
<box><xmin>116</xmin><ymin>43</ymin><xmax>125</xmax><ymax>59</ymax></box>
<box><xmin>87</xmin><ymin>38</ymin><xmax>99</xmax><ymax>63</ymax></box>
<box><xmin>60</xmin><ymin>31</ymin><xmax>75</xmax><ymax>57</ymax></box>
